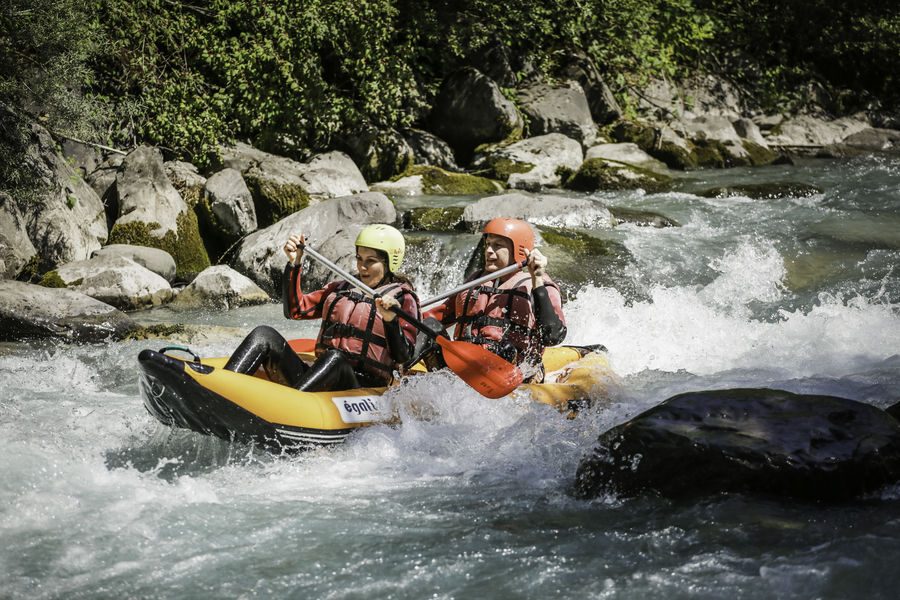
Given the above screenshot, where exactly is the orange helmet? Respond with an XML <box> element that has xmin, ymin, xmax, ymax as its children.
<box><xmin>482</xmin><ymin>218</ymin><xmax>534</xmax><ymax>263</ymax></box>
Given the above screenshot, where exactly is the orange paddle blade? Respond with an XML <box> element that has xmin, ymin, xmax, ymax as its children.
<box><xmin>436</xmin><ymin>337</ymin><xmax>523</xmax><ymax>399</ymax></box>
<box><xmin>288</xmin><ymin>338</ymin><xmax>317</xmax><ymax>353</ymax></box>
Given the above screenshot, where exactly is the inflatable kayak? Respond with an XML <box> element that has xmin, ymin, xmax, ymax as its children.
<box><xmin>138</xmin><ymin>344</ymin><xmax>612</xmax><ymax>450</ymax></box>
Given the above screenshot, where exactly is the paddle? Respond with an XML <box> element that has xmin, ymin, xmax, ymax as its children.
<box><xmin>300</xmin><ymin>243</ymin><xmax>523</xmax><ymax>399</ymax></box>
<box><xmin>420</xmin><ymin>259</ymin><xmax>528</xmax><ymax>309</ymax></box>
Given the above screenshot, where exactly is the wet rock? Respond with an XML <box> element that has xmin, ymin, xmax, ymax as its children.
<box><xmin>171</xmin><ymin>265</ymin><xmax>270</xmax><ymax>309</ymax></box>
<box><xmin>233</xmin><ymin>192</ymin><xmax>396</xmax><ymax>294</ymax></box>
<box><xmin>820</xmin><ymin>128</ymin><xmax>900</xmax><ymax>157</ymax></box>
<box><xmin>0</xmin><ymin>280</ymin><xmax>136</xmax><ymax>342</ymax></box>
<box><xmin>109</xmin><ymin>146</ymin><xmax>210</xmax><ymax>281</ymax></box>
<box><xmin>698</xmin><ymin>182</ymin><xmax>823</xmax><ymax>200</ymax></box>
<box><xmin>574</xmin><ymin>388</ymin><xmax>900</xmax><ymax>501</ymax></box>
<box><xmin>608</xmin><ymin>207</ymin><xmax>679</xmax><ymax>228</ymax></box>
<box><xmin>535</xmin><ymin>226</ymin><xmax>636</xmax><ymax>299</ymax></box>
<box><xmin>517</xmin><ymin>81</ymin><xmax>598</xmax><ymax>147</ymax></box>
<box><xmin>563</xmin><ymin>158</ymin><xmax>672</xmax><ymax>193</ymax></box>
<box><xmin>52</xmin><ymin>255</ymin><xmax>174</xmax><ymax>310</ymax></box>
<box><xmin>402</xmin><ymin>128</ymin><xmax>459</xmax><ymax>171</ymax></box>
<box><xmin>91</xmin><ymin>244</ymin><xmax>177</xmax><ymax>283</ymax></box>
<box><xmin>462</xmin><ymin>191</ymin><xmax>614</xmax><ymax>230</ymax></box>
<box><xmin>474</xmin><ymin>133</ymin><xmax>584</xmax><ymax>190</ymax></box>
<box><xmin>430</xmin><ymin>67</ymin><xmax>523</xmax><ymax>164</ymax></box>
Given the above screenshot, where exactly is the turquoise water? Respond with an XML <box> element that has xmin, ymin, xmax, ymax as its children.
<box><xmin>2</xmin><ymin>156</ymin><xmax>900</xmax><ymax>598</ymax></box>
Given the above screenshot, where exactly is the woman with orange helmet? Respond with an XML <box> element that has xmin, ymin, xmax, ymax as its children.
<box><xmin>423</xmin><ymin>218</ymin><xmax>566</xmax><ymax>381</ymax></box>
<box><xmin>224</xmin><ymin>224</ymin><xmax>420</xmax><ymax>392</ymax></box>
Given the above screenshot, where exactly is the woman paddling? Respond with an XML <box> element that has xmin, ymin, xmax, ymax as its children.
<box><xmin>224</xmin><ymin>224</ymin><xmax>420</xmax><ymax>392</ymax></box>
<box><xmin>422</xmin><ymin>218</ymin><xmax>566</xmax><ymax>382</ymax></box>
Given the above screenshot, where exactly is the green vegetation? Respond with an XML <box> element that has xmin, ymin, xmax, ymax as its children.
<box><xmin>405</xmin><ymin>206</ymin><xmax>466</xmax><ymax>232</ymax></box>
<box><xmin>37</xmin><ymin>270</ymin><xmax>67</xmax><ymax>288</ymax></box>
<box><xmin>108</xmin><ymin>212</ymin><xmax>210</xmax><ymax>281</ymax></box>
<box><xmin>401</xmin><ymin>165</ymin><xmax>502</xmax><ymax>195</ymax></box>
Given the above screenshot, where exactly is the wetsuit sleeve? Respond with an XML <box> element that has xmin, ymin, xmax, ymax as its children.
<box><xmin>384</xmin><ymin>289</ymin><xmax>420</xmax><ymax>364</ymax></box>
<box><xmin>423</xmin><ymin>294</ymin><xmax>458</xmax><ymax>326</ymax></box>
<box><xmin>282</xmin><ymin>263</ymin><xmax>332</xmax><ymax>320</ymax></box>
<box><xmin>532</xmin><ymin>284</ymin><xmax>567</xmax><ymax>346</ymax></box>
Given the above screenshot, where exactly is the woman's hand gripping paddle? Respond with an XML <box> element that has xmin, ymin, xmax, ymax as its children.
<box><xmin>300</xmin><ymin>243</ymin><xmax>523</xmax><ymax>398</ymax></box>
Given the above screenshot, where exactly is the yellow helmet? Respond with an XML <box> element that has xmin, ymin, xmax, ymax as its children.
<box><xmin>355</xmin><ymin>224</ymin><xmax>405</xmax><ymax>272</ymax></box>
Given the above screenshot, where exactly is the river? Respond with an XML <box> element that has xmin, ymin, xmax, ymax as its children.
<box><xmin>2</xmin><ymin>156</ymin><xmax>900</xmax><ymax>598</ymax></box>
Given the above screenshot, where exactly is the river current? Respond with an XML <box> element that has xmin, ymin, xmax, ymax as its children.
<box><xmin>2</xmin><ymin>156</ymin><xmax>900</xmax><ymax>598</ymax></box>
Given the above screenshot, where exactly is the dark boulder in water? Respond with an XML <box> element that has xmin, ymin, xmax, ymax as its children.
<box><xmin>574</xmin><ymin>388</ymin><xmax>900</xmax><ymax>502</ymax></box>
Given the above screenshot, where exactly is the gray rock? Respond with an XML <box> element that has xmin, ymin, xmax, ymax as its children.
<box><xmin>60</xmin><ymin>139</ymin><xmax>103</xmax><ymax>178</ymax></box>
<box><xmin>91</xmin><ymin>244</ymin><xmax>177</xmax><ymax>282</ymax></box>
<box><xmin>55</xmin><ymin>255</ymin><xmax>174</xmax><ymax>310</ymax></box>
<box><xmin>430</xmin><ymin>67</ymin><xmax>523</xmax><ymax>163</ymax></box>
<box><xmin>0</xmin><ymin>280</ymin><xmax>136</xmax><ymax>342</ymax></box>
<box><xmin>731</xmin><ymin>118</ymin><xmax>769</xmax><ymax>146</ymax></box>
<box><xmin>339</xmin><ymin>126</ymin><xmax>414</xmax><ymax>182</ymax></box>
<box><xmin>585</xmin><ymin>143</ymin><xmax>670</xmax><ymax>176</ymax></box>
<box><xmin>476</xmin><ymin>133</ymin><xmax>584</xmax><ymax>190</ymax></box>
<box><xmin>559</xmin><ymin>51</ymin><xmax>623</xmax><ymax>125</ymax></box>
<box><xmin>115</xmin><ymin>146</ymin><xmax>189</xmax><ymax>237</ymax></box>
<box><xmin>234</xmin><ymin>192</ymin><xmax>396</xmax><ymax>294</ymax></box>
<box><xmin>575</xmin><ymin>388</ymin><xmax>900</xmax><ymax>501</ymax></box>
<box><xmin>204</xmin><ymin>168</ymin><xmax>257</xmax><ymax>237</ymax></box>
<box><xmin>766</xmin><ymin>113</ymin><xmax>871</xmax><ymax>147</ymax></box>
<box><xmin>462</xmin><ymin>191</ymin><xmax>614</xmax><ymax>230</ymax></box>
<box><xmin>219</xmin><ymin>141</ymin><xmax>272</xmax><ymax>173</ymax></box>
<box><xmin>300</xmin><ymin>151</ymin><xmax>369</xmax><ymax>197</ymax></box>
<box><xmin>172</xmin><ymin>265</ymin><xmax>270</xmax><ymax>309</ymax></box>
<box><xmin>403</xmin><ymin>128</ymin><xmax>459</xmax><ymax>171</ymax></box>
<box><xmin>829</xmin><ymin>127</ymin><xmax>900</xmax><ymax>155</ymax></box>
<box><xmin>0</xmin><ymin>192</ymin><xmax>37</xmax><ymax>278</ymax></box>
<box><xmin>517</xmin><ymin>81</ymin><xmax>598</xmax><ymax>147</ymax></box>
<box><xmin>370</xmin><ymin>175</ymin><xmax>424</xmax><ymax>197</ymax></box>
<box><xmin>86</xmin><ymin>154</ymin><xmax>123</xmax><ymax>201</ymax></box>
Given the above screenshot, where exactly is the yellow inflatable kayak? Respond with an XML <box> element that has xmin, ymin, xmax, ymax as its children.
<box><xmin>138</xmin><ymin>344</ymin><xmax>612</xmax><ymax>450</ymax></box>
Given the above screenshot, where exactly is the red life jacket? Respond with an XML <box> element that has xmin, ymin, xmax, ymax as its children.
<box><xmin>317</xmin><ymin>281</ymin><xmax>417</xmax><ymax>378</ymax></box>
<box><xmin>454</xmin><ymin>273</ymin><xmax>560</xmax><ymax>366</ymax></box>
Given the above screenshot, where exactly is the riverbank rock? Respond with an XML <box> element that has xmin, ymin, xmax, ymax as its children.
<box><xmin>0</xmin><ymin>192</ymin><xmax>37</xmax><ymax>278</ymax></box>
<box><xmin>372</xmin><ymin>165</ymin><xmax>502</xmax><ymax>197</ymax></box>
<box><xmin>819</xmin><ymin>128</ymin><xmax>900</xmax><ymax>158</ymax></box>
<box><xmin>108</xmin><ymin>146</ymin><xmax>210</xmax><ymax>281</ymax></box>
<box><xmin>0</xmin><ymin>280</ymin><xmax>136</xmax><ymax>342</ymax></box>
<box><xmin>574</xmin><ymin>388</ymin><xmax>900</xmax><ymax>502</ymax></box>
<box><xmin>558</xmin><ymin>51</ymin><xmax>623</xmax><ymax>125</ymax></box>
<box><xmin>473</xmin><ymin>134</ymin><xmax>583</xmax><ymax>190</ymax></box>
<box><xmin>233</xmin><ymin>192</ymin><xmax>396</xmax><ymax>294</ymax></box>
<box><xmin>339</xmin><ymin>126</ymin><xmax>414</xmax><ymax>182</ymax></box>
<box><xmin>608</xmin><ymin>207</ymin><xmax>679</xmax><ymax>228</ymax></box>
<box><xmin>1</xmin><ymin>106</ymin><xmax>108</xmax><ymax>275</ymax></box>
<box><xmin>462</xmin><ymin>192</ymin><xmax>614</xmax><ymax>230</ymax></box>
<box><xmin>199</xmin><ymin>168</ymin><xmax>257</xmax><ymax>247</ymax></box>
<box><xmin>90</xmin><ymin>244</ymin><xmax>177</xmax><ymax>283</ymax></box>
<box><xmin>171</xmin><ymin>265</ymin><xmax>270</xmax><ymax>309</ymax></box>
<box><xmin>50</xmin><ymin>255</ymin><xmax>174</xmax><ymax>310</ymax></box>
<box><xmin>430</xmin><ymin>67</ymin><xmax>523</xmax><ymax>164</ymax></box>
<box><xmin>563</xmin><ymin>158</ymin><xmax>672</xmax><ymax>193</ymax></box>
<box><xmin>584</xmin><ymin>143</ymin><xmax>670</xmax><ymax>176</ymax></box>
<box><xmin>611</xmin><ymin>121</ymin><xmax>698</xmax><ymax>170</ymax></box>
<box><xmin>517</xmin><ymin>81</ymin><xmax>598</xmax><ymax>147</ymax></box>
<box><xmin>672</xmin><ymin>116</ymin><xmax>777</xmax><ymax>167</ymax></box>
<box><xmin>402</xmin><ymin>128</ymin><xmax>459</xmax><ymax>171</ymax></box>
<box><xmin>403</xmin><ymin>206</ymin><xmax>466</xmax><ymax>232</ymax></box>
<box><xmin>765</xmin><ymin>113</ymin><xmax>871</xmax><ymax>149</ymax></box>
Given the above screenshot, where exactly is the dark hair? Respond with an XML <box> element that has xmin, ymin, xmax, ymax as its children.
<box><xmin>367</xmin><ymin>248</ymin><xmax>413</xmax><ymax>286</ymax></box>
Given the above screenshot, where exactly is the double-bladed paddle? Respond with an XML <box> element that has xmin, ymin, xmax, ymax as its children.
<box><xmin>299</xmin><ymin>243</ymin><xmax>523</xmax><ymax>399</ymax></box>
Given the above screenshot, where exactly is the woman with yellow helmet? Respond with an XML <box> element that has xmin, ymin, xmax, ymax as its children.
<box><xmin>224</xmin><ymin>224</ymin><xmax>420</xmax><ymax>392</ymax></box>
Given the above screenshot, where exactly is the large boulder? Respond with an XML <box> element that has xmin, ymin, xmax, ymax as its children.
<box><xmin>584</xmin><ymin>143</ymin><xmax>670</xmax><ymax>176</ymax></box>
<box><xmin>517</xmin><ymin>81</ymin><xmax>598</xmax><ymax>147</ymax></box>
<box><xmin>86</xmin><ymin>154</ymin><xmax>124</xmax><ymax>210</ymax></box>
<box><xmin>203</xmin><ymin>168</ymin><xmax>258</xmax><ymax>239</ymax></box>
<box><xmin>402</xmin><ymin>128</ymin><xmax>459</xmax><ymax>171</ymax></box>
<box><xmin>611</xmin><ymin>120</ymin><xmax>698</xmax><ymax>170</ymax></box>
<box><xmin>563</xmin><ymin>159</ymin><xmax>672</xmax><ymax>193</ymax></box>
<box><xmin>171</xmin><ymin>265</ymin><xmax>270</xmax><ymax>309</ymax></box>
<box><xmin>820</xmin><ymin>127</ymin><xmax>900</xmax><ymax>157</ymax></box>
<box><xmin>575</xmin><ymin>388</ymin><xmax>900</xmax><ymax>501</ymax></box>
<box><xmin>233</xmin><ymin>192</ymin><xmax>396</xmax><ymax>294</ymax></box>
<box><xmin>109</xmin><ymin>146</ymin><xmax>210</xmax><ymax>281</ymax></box>
<box><xmin>473</xmin><ymin>134</ymin><xmax>584</xmax><ymax>190</ymax></box>
<box><xmin>91</xmin><ymin>244</ymin><xmax>177</xmax><ymax>282</ymax></box>
<box><xmin>2</xmin><ymin>106</ymin><xmax>108</xmax><ymax>274</ymax></box>
<box><xmin>0</xmin><ymin>280</ymin><xmax>136</xmax><ymax>342</ymax></box>
<box><xmin>371</xmin><ymin>165</ymin><xmax>502</xmax><ymax>197</ymax></box>
<box><xmin>672</xmin><ymin>116</ymin><xmax>777</xmax><ymax>167</ymax></box>
<box><xmin>558</xmin><ymin>51</ymin><xmax>623</xmax><ymax>125</ymax></box>
<box><xmin>430</xmin><ymin>67</ymin><xmax>523</xmax><ymax>164</ymax></box>
<box><xmin>461</xmin><ymin>192</ymin><xmax>614</xmax><ymax>230</ymax></box>
<box><xmin>766</xmin><ymin>113</ymin><xmax>871</xmax><ymax>148</ymax></box>
<box><xmin>339</xmin><ymin>126</ymin><xmax>414</xmax><ymax>182</ymax></box>
<box><xmin>0</xmin><ymin>192</ymin><xmax>37</xmax><ymax>278</ymax></box>
<box><xmin>52</xmin><ymin>255</ymin><xmax>174</xmax><ymax>310</ymax></box>
<box><xmin>164</xmin><ymin>160</ymin><xmax>207</xmax><ymax>207</ymax></box>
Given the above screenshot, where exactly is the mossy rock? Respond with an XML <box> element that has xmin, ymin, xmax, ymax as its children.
<box><xmin>608</xmin><ymin>207</ymin><xmax>679</xmax><ymax>228</ymax></box>
<box><xmin>611</xmin><ymin>121</ymin><xmax>657</xmax><ymax>149</ymax></box>
<box><xmin>564</xmin><ymin>158</ymin><xmax>672</xmax><ymax>193</ymax></box>
<box><xmin>244</xmin><ymin>175</ymin><xmax>311</xmax><ymax>227</ymax></box>
<box><xmin>479</xmin><ymin>156</ymin><xmax>535</xmax><ymax>181</ymax></box>
<box><xmin>193</xmin><ymin>194</ymin><xmax>234</xmax><ymax>263</ymax></box>
<box><xmin>742</xmin><ymin>140</ymin><xmax>779</xmax><ymax>166</ymax></box>
<box><xmin>38</xmin><ymin>270</ymin><xmax>67</xmax><ymax>288</ymax></box>
<box><xmin>610</xmin><ymin>121</ymin><xmax>698</xmax><ymax>170</ymax></box>
<box><xmin>108</xmin><ymin>210</ymin><xmax>210</xmax><ymax>282</ymax></box>
<box><xmin>655</xmin><ymin>141</ymin><xmax>699</xmax><ymax>170</ymax></box>
<box><xmin>402</xmin><ymin>165</ymin><xmax>502</xmax><ymax>195</ymax></box>
<box><xmin>692</xmin><ymin>139</ymin><xmax>728</xmax><ymax>168</ymax></box>
<box><xmin>698</xmin><ymin>182</ymin><xmax>824</xmax><ymax>200</ymax></box>
<box><xmin>404</xmin><ymin>206</ymin><xmax>466</xmax><ymax>232</ymax></box>
<box><xmin>538</xmin><ymin>226</ymin><xmax>618</xmax><ymax>257</ymax></box>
